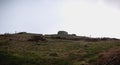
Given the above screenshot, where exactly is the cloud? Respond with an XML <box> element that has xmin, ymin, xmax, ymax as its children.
<box><xmin>103</xmin><ymin>0</ymin><xmax>120</xmax><ymax>8</ymax></box>
<box><xmin>80</xmin><ymin>0</ymin><xmax>120</xmax><ymax>8</ymax></box>
<box><xmin>104</xmin><ymin>0</ymin><xmax>120</xmax><ymax>4</ymax></box>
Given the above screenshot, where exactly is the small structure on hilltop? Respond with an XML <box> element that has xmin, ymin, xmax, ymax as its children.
<box><xmin>44</xmin><ymin>31</ymin><xmax>79</xmax><ymax>40</ymax></box>
<box><xmin>57</xmin><ymin>31</ymin><xmax>68</xmax><ymax>36</ymax></box>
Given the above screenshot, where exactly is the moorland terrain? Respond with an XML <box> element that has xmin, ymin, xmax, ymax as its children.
<box><xmin>0</xmin><ymin>31</ymin><xmax>120</xmax><ymax>65</ymax></box>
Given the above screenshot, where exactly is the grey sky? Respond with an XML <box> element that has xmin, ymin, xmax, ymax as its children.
<box><xmin>0</xmin><ymin>0</ymin><xmax>61</xmax><ymax>34</ymax></box>
<box><xmin>0</xmin><ymin>0</ymin><xmax>120</xmax><ymax>38</ymax></box>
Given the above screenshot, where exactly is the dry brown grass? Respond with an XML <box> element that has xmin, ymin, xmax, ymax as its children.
<box><xmin>97</xmin><ymin>47</ymin><xmax>120</xmax><ymax>65</ymax></box>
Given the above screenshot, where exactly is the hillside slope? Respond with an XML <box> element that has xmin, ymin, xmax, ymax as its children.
<box><xmin>0</xmin><ymin>32</ymin><xmax>120</xmax><ymax>65</ymax></box>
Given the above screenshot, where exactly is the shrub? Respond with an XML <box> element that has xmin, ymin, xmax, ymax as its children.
<box><xmin>17</xmin><ymin>32</ymin><xmax>27</xmax><ymax>34</ymax></box>
<box><xmin>80</xmin><ymin>61</ymin><xmax>89</xmax><ymax>65</ymax></box>
<box><xmin>49</xmin><ymin>52</ymin><xmax>58</xmax><ymax>57</ymax></box>
<box><xmin>28</xmin><ymin>35</ymin><xmax>47</xmax><ymax>42</ymax></box>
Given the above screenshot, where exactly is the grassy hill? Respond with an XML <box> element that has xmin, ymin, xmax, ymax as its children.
<box><xmin>0</xmin><ymin>32</ymin><xmax>120</xmax><ymax>65</ymax></box>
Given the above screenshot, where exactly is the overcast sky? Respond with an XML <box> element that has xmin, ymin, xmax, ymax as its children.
<box><xmin>0</xmin><ymin>0</ymin><xmax>120</xmax><ymax>38</ymax></box>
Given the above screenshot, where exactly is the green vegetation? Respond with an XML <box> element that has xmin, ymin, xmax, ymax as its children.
<box><xmin>0</xmin><ymin>32</ymin><xmax>120</xmax><ymax>65</ymax></box>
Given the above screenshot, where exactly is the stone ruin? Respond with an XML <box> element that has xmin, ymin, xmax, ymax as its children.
<box><xmin>57</xmin><ymin>31</ymin><xmax>68</xmax><ymax>36</ymax></box>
